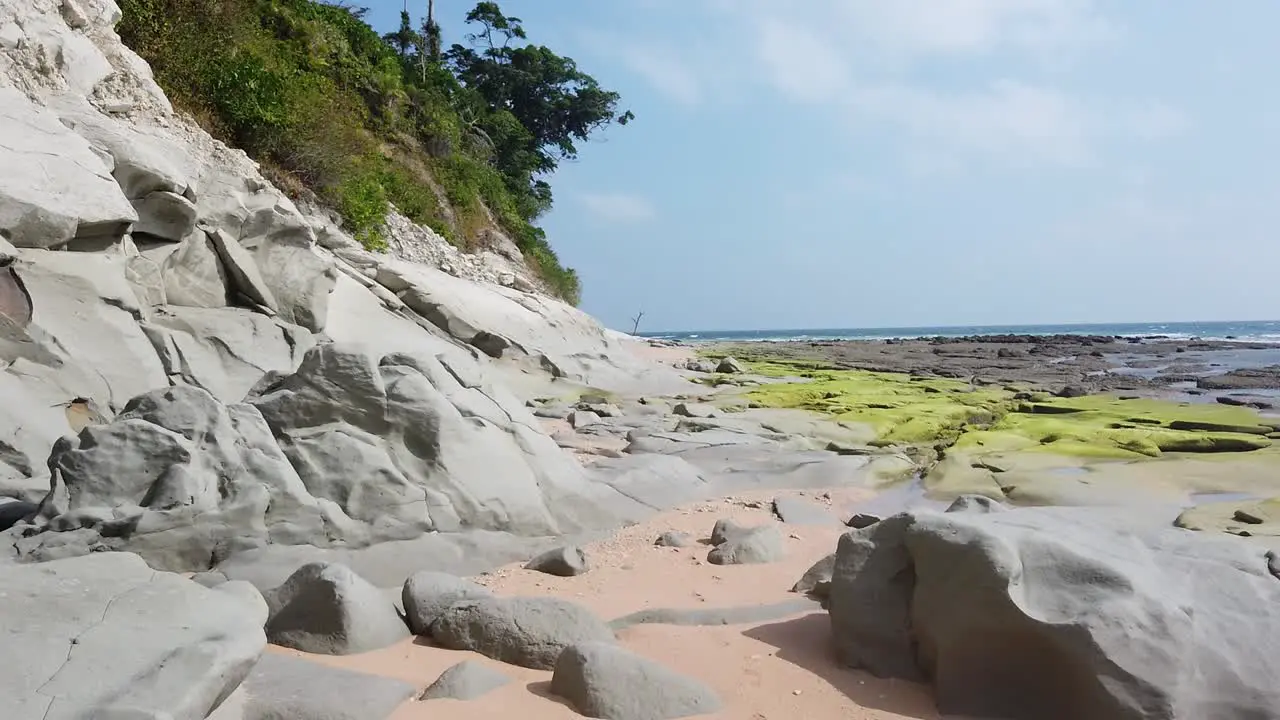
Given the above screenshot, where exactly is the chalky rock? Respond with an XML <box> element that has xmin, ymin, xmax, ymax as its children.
<box><xmin>708</xmin><ymin>525</ymin><xmax>786</xmax><ymax>565</ymax></box>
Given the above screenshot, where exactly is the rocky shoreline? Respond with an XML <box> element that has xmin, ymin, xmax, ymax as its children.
<box><xmin>4</xmin><ymin>1</ymin><xmax>1280</xmax><ymax>718</ymax></box>
<box><xmin>706</xmin><ymin>334</ymin><xmax>1280</xmax><ymax>402</ymax></box>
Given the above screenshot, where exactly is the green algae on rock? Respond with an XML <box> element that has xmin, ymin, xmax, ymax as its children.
<box><xmin>736</xmin><ymin>359</ymin><xmax>1274</xmax><ymax>460</ymax></box>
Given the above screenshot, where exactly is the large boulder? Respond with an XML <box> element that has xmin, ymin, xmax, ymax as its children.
<box><xmin>250</xmin><ymin>342</ymin><xmax>629</xmax><ymax>539</ymax></box>
<box><xmin>23</xmin><ymin>384</ymin><xmax>329</xmax><ymax>571</ymax></box>
<box><xmin>263</xmin><ymin>562</ymin><xmax>409</xmax><ymax>655</ymax></box>
<box><xmin>0</xmin><ymin>87</ymin><xmax>136</xmax><ymax>249</ymax></box>
<box><xmin>401</xmin><ymin>571</ymin><xmax>494</xmax><ymax>635</ymax></box>
<box><xmin>550</xmin><ymin>642</ymin><xmax>722</xmax><ymax>720</ymax></box>
<box><xmin>1</xmin><ymin>552</ymin><xmax>264</xmax><ymax>720</ymax></box>
<box><xmin>827</xmin><ymin>507</ymin><xmax>1280</xmax><ymax>720</ymax></box>
<box><xmin>431</xmin><ymin>596</ymin><xmax>616</xmax><ymax>670</ymax></box>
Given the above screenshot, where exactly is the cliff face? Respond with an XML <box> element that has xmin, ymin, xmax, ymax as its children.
<box><xmin>0</xmin><ymin>0</ymin><xmax>691</xmax><ymax>569</ymax></box>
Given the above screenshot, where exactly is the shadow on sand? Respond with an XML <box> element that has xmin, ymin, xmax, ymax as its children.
<box><xmin>742</xmin><ymin>612</ymin><xmax>940</xmax><ymax>719</ymax></box>
<box><xmin>526</xmin><ymin>680</ymin><xmax>577</xmax><ymax>711</ymax></box>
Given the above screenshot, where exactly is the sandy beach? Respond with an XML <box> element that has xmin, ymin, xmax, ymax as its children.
<box><xmin>271</xmin><ymin>487</ymin><xmax>938</xmax><ymax>720</ymax></box>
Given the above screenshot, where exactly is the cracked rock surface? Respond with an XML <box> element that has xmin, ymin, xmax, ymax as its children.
<box><xmin>2</xmin><ymin>551</ymin><xmax>264</xmax><ymax>720</ymax></box>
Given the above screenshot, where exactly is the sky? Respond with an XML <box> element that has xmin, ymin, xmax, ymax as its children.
<box><xmin>365</xmin><ymin>1</ymin><xmax>1280</xmax><ymax>332</ymax></box>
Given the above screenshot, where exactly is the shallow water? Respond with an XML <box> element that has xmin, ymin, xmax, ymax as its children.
<box><xmin>846</xmin><ymin>475</ymin><xmax>948</xmax><ymax>517</ymax></box>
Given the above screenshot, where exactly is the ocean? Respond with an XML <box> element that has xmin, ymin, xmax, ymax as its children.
<box><xmin>640</xmin><ymin>320</ymin><xmax>1280</xmax><ymax>344</ymax></box>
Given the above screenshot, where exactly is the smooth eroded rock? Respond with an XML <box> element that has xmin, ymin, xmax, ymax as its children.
<box><xmin>263</xmin><ymin>562</ymin><xmax>409</xmax><ymax>655</ymax></box>
<box><xmin>420</xmin><ymin>660</ymin><xmax>511</xmax><ymax>701</ymax></box>
<box><xmin>828</xmin><ymin>507</ymin><xmax>1280</xmax><ymax>720</ymax></box>
<box><xmin>550</xmin><ymin>642</ymin><xmax>722</xmax><ymax>720</ymax></box>
<box><xmin>1</xmin><ymin>552</ymin><xmax>264</xmax><ymax>720</ymax></box>
<box><xmin>708</xmin><ymin>524</ymin><xmax>786</xmax><ymax>565</ymax></box>
<box><xmin>524</xmin><ymin>545</ymin><xmax>590</xmax><ymax>577</ymax></box>
<box><xmin>431</xmin><ymin>596</ymin><xmax>615</xmax><ymax>669</ymax></box>
<box><xmin>401</xmin><ymin>571</ymin><xmax>494</xmax><ymax>636</ymax></box>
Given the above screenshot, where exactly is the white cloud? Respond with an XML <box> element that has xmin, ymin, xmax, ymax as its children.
<box><xmin>578</xmin><ymin>192</ymin><xmax>657</xmax><ymax>223</ymax></box>
<box><xmin>615</xmin><ymin>43</ymin><xmax>702</xmax><ymax>105</ymax></box>
<box><xmin>850</xmin><ymin>80</ymin><xmax>1096</xmax><ymax>167</ymax></box>
<box><xmin>693</xmin><ymin>0</ymin><xmax>1174</xmax><ymax>170</ymax></box>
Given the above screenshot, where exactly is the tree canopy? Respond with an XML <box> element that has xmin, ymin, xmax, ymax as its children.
<box><xmin>116</xmin><ymin>0</ymin><xmax>633</xmax><ymax>305</ymax></box>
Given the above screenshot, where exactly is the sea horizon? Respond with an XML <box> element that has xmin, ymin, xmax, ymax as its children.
<box><xmin>638</xmin><ymin>319</ymin><xmax>1280</xmax><ymax>344</ymax></box>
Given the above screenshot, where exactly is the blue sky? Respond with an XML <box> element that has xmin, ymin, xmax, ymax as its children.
<box><xmin>366</xmin><ymin>1</ymin><xmax>1280</xmax><ymax>332</ymax></box>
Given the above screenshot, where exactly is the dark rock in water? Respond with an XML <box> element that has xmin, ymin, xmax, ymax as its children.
<box><xmin>1198</xmin><ymin>367</ymin><xmax>1280</xmax><ymax>391</ymax></box>
<box><xmin>551</xmin><ymin>642</ymin><xmax>722</xmax><ymax>720</ymax></box>
<box><xmin>263</xmin><ymin>562</ymin><xmax>409</xmax><ymax>655</ymax></box>
<box><xmin>708</xmin><ymin>525</ymin><xmax>785</xmax><ymax>565</ymax></box>
<box><xmin>1055</xmin><ymin>385</ymin><xmax>1088</xmax><ymax>398</ymax></box>
<box><xmin>996</xmin><ymin>348</ymin><xmax>1023</xmax><ymax>358</ymax></box>
<box><xmin>525</xmin><ymin>545</ymin><xmax>590</xmax><ymax>577</ymax></box>
<box><xmin>1234</xmin><ymin>509</ymin><xmax>1265</xmax><ymax>525</ymax></box>
<box><xmin>420</xmin><ymin>660</ymin><xmax>511</xmax><ymax>701</ymax></box>
<box><xmin>654</xmin><ymin>531</ymin><xmax>693</xmax><ymax>548</ymax></box>
<box><xmin>846</xmin><ymin>512</ymin><xmax>883</xmax><ymax>529</ymax></box>
<box><xmin>402</xmin><ymin>571</ymin><xmax>494</xmax><ymax>636</ymax></box>
<box><xmin>432</xmin><ymin>596</ymin><xmax>616</xmax><ymax>670</ymax></box>
<box><xmin>827</xmin><ymin>507</ymin><xmax>1280</xmax><ymax>720</ymax></box>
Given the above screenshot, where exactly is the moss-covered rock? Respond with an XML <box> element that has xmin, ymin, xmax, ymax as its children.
<box><xmin>739</xmin><ymin>359</ymin><xmax>1274</xmax><ymax>461</ymax></box>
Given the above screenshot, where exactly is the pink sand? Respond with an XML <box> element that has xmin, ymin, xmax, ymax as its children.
<box><xmin>271</xmin><ymin>487</ymin><xmax>939</xmax><ymax>719</ymax></box>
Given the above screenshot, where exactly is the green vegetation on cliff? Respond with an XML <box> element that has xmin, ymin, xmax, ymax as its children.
<box><xmin>117</xmin><ymin>0</ymin><xmax>633</xmax><ymax>304</ymax></box>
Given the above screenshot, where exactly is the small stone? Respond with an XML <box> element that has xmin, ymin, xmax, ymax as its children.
<box><xmin>846</xmin><ymin>513</ymin><xmax>883</xmax><ymax>529</ymax></box>
<box><xmin>420</xmin><ymin>660</ymin><xmax>511</xmax><ymax>701</ymax></box>
<box><xmin>654</xmin><ymin>531</ymin><xmax>693</xmax><ymax>548</ymax></box>
<box><xmin>1234</xmin><ymin>509</ymin><xmax>1265</xmax><ymax>525</ymax></box>
<box><xmin>525</xmin><ymin>546</ymin><xmax>590</xmax><ymax>577</ymax></box>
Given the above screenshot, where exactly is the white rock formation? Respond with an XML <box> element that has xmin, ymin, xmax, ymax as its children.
<box><xmin>0</xmin><ymin>0</ymin><xmax>692</xmax><ymax>569</ymax></box>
